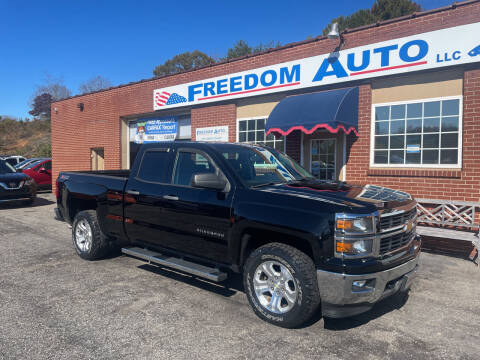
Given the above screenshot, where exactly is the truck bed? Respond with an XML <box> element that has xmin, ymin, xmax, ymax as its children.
<box><xmin>58</xmin><ymin>170</ymin><xmax>129</xmax><ymax>198</ymax></box>
<box><xmin>65</xmin><ymin>169</ymin><xmax>130</xmax><ymax>179</ymax></box>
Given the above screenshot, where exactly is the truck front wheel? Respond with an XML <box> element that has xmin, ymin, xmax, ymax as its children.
<box><xmin>72</xmin><ymin>210</ymin><xmax>112</xmax><ymax>260</ymax></box>
<box><xmin>243</xmin><ymin>243</ymin><xmax>320</xmax><ymax>328</ymax></box>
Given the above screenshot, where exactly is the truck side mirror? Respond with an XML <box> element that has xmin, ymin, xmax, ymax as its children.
<box><xmin>192</xmin><ymin>173</ymin><xmax>226</xmax><ymax>191</ymax></box>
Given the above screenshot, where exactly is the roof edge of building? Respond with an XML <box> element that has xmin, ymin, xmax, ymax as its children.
<box><xmin>52</xmin><ymin>0</ymin><xmax>480</xmax><ymax>105</ymax></box>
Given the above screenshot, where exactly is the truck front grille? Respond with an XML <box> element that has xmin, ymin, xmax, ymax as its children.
<box><xmin>378</xmin><ymin>205</ymin><xmax>417</xmax><ymax>255</ymax></box>
<box><xmin>380</xmin><ymin>230</ymin><xmax>415</xmax><ymax>254</ymax></box>
<box><xmin>379</xmin><ymin>207</ymin><xmax>417</xmax><ymax>231</ymax></box>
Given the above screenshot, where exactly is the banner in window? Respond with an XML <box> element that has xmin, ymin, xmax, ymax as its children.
<box><xmin>135</xmin><ymin>117</ymin><xmax>177</xmax><ymax>143</ymax></box>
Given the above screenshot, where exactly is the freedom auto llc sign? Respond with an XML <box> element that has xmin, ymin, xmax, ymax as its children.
<box><xmin>154</xmin><ymin>22</ymin><xmax>480</xmax><ymax>110</ymax></box>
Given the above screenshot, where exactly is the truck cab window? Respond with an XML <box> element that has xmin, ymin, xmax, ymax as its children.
<box><xmin>221</xmin><ymin>145</ymin><xmax>313</xmax><ymax>187</ymax></box>
<box><xmin>137</xmin><ymin>150</ymin><xmax>171</xmax><ymax>183</ymax></box>
<box><xmin>173</xmin><ymin>151</ymin><xmax>215</xmax><ymax>186</ymax></box>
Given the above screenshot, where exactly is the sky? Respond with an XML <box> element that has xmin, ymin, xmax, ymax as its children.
<box><xmin>0</xmin><ymin>0</ymin><xmax>455</xmax><ymax>119</ymax></box>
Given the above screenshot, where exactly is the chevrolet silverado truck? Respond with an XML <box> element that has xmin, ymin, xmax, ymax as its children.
<box><xmin>55</xmin><ymin>142</ymin><xmax>420</xmax><ymax>328</ymax></box>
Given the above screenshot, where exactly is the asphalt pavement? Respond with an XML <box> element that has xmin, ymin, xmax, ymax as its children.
<box><xmin>0</xmin><ymin>193</ymin><xmax>479</xmax><ymax>360</ymax></box>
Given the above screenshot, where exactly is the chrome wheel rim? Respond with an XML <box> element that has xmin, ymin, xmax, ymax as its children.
<box><xmin>75</xmin><ymin>219</ymin><xmax>92</xmax><ymax>252</ymax></box>
<box><xmin>253</xmin><ymin>260</ymin><xmax>298</xmax><ymax>314</ymax></box>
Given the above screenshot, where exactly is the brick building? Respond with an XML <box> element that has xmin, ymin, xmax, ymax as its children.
<box><xmin>52</xmin><ymin>0</ymin><xmax>480</xmax><ymax>202</ymax></box>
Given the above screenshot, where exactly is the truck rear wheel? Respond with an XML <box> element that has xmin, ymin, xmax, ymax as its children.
<box><xmin>72</xmin><ymin>210</ymin><xmax>111</xmax><ymax>260</ymax></box>
<box><xmin>243</xmin><ymin>243</ymin><xmax>320</xmax><ymax>328</ymax></box>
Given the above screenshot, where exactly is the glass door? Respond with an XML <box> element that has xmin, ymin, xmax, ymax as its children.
<box><xmin>311</xmin><ymin>139</ymin><xmax>336</xmax><ymax>180</ymax></box>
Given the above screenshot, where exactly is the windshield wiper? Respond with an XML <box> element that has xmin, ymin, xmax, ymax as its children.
<box><xmin>250</xmin><ymin>181</ymin><xmax>284</xmax><ymax>188</ymax></box>
<box><xmin>286</xmin><ymin>178</ymin><xmax>315</xmax><ymax>184</ymax></box>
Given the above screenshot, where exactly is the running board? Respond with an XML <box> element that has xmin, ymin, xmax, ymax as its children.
<box><xmin>121</xmin><ymin>247</ymin><xmax>228</xmax><ymax>282</ymax></box>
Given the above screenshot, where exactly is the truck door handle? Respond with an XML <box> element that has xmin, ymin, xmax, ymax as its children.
<box><xmin>163</xmin><ymin>195</ymin><xmax>179</xmax><ymax>201</ymax></box>
<box><xmin>126</xmin><ymin>190</ymin><xmax>140</xmax><ymax>195</ymax></box>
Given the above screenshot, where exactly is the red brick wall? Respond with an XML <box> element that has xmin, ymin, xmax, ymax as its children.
<box><xmin>191</xmin><ymin>104</ymin><xmax>236</xmax><ymax>142</ymax></box>
<box><xmin>51</xmin><ymin>93</ymin><xmax>122</xmax><ymax>177</ymax></box>
<box><xmin>285</xmin><ymin>131</ymin><xmax>302</xmax><ymax>163</ymax></box>
<box><xmin>345</xmin><ymin>84</ymin><xmax>372</xmax><ymax>184</ymax></box>
<box><xmin>51</xmin><ymin>1</ymin><xmax>480</xmax><ymax>194</ymax></box>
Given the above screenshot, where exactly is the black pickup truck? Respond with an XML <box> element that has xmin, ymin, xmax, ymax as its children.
<box><xmin>55</xmin><ymin>142</ymin><xmax>420</xmax><ymax>328</ymax></box>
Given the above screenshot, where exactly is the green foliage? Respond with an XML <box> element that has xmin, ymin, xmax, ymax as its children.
<box><xmin>224</xmin><ymin>40</ymin><xmax>282</xmax><ymax>60</ymax></box>
<box><xmin>152</xmin><ymin>41</ymin><xmax>283</xmax><ymax>75</ymax></box>
<box><xmin>0</xmin><ymin>117</ymin><xmax>51</xmax><ymax>157</ymax></box>
<box><xmin>34</xmin><ymin>141</ymin><xmax>52</xmax><ymax>158</ymax></box>
<box><xmin>153</xmin><ymin>50</ymin><xmax>216</xmax><ymax>77</ymax></box>
<box><xmin>322</xmin><ymin>0</ymin><xmax>421</xmax><ymax>35</ymax></box>
<box><xmin>372</xmin><ymin>0</ymin><xmax>421</xmax><ymax>21</ymax></box>
<box><xmin>225</xmin><ymin>40</ymin><xmax>252</xmax><ymax>60</ymax></box>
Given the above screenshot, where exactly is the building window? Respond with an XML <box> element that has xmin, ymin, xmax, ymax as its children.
<box><xmin>237</xmin><ymin>118</ymin><xmax>285</xmax><ymax>151</ymax></box>
<box><xmin>371</xmin><ymin>97</ymin><xmax>462</xmax><ymax>167</ymax></box>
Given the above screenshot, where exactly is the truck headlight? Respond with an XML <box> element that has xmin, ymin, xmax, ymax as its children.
<box><xmin>336</xmin><ymin>216</ymin><xmax>375</xmax><ymax>233</ymax></box>
<box><xmin>335</xmin><ymin>213</ymin><xmax>377</xmax><ymax>258</ymax></box>
<box><xmin>336</xmin><ymin>239</ymin><xmax>373</xmax><ymax>256</ymax></box>
<box><xmin>25</xmin><ymin>178</ymin><xmax>35</xmax><ymax>186</ymax></box>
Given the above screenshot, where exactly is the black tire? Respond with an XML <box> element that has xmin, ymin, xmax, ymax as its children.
<box><xmin>72</xmin><ymin>210</ymin><xmax>111</xmax><ymax>260</ymax></box>
<box><xmin>243</xmin><ymin>243</ymin><xmax>320</xmax><ymax>328</ymax></box>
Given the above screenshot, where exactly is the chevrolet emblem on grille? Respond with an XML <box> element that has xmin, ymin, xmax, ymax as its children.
<box><xmin>9</xmin><ymin>182</ymin><xmax>17</xmax><ymax>188</ymax></box>
<box><xmin>405</xmin><ymin>219</ymin><xmax>413</xmax><ymax>232</ymax></box>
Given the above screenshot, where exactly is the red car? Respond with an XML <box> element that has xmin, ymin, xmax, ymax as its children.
<box><xmin>22</xmin><ymin>158</ymin><xmax>52</xmax><ymax>190</ymax></box>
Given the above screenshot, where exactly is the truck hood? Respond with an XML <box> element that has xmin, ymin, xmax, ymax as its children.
<box><xmin>256</xmin><ymin>180</ymin><xmax>415</xmax><ymax>213</ymax></box>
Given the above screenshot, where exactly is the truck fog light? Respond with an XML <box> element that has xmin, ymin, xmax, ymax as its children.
<box><xmin>352</xmin><ymin>279</ymin><xmax>375</xmax><ymax>292</ymax></box>
<box><xmin>353</xmin><ymin>280</ymin><xmax>367</xmax><ymax>288</ymax></box>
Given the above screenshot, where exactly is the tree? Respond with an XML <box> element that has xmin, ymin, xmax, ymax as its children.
<box><xmin>322</xmin><ymin>10</ymin><xmax>376</xmax><ymax>36</ymax></box>
<box><xmin>29</xmin><ymin>93</ymin><xmax>54</xmax><ymax>118</ymax></box>
<box><xmin>225</xmin><ymin>40</ymin><xmax>253</xmax><ymax>59</ymax></box>
<box><xmin>79</xmin><ymin>75</ymin><xmax>112</xmax><ymax>94</ymax></box>
<box><xmin>33</xmin><ymin>74</ymin><xmax>71</xmax><ymax>101</ymax></box>
<box><xmin>29</xmin><ymin>74</ymin><xmax>71</xmax><ymax>120</ymax></box>
<box><xmin>322</xmin><ymin>0</ymin><xmax>421</xmax><ymax>35</ymax></box>
<box><xmin>372</xmin><ymin>0</ymin><xmax>421</xmax><ymax>21</ymax></box>
<box><xmin>224</xmin><ymin>40</ymin><xmax>281</xmax><ymax>60</ymax></box>
<box><xmin>153</xmin><ymin>51</ymin><xmax>216</xmax><ymax>77</ymax></box>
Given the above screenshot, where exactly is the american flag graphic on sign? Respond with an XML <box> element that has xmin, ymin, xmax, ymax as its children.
<box><xmin>155</xmin><ymin>91</ymin><xmax>187</xmax><ymax>107</ymax></box>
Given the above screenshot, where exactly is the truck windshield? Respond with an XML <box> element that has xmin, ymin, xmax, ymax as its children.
<box><xmin>221</xmin><ymin>145</ymin><xmax>314</xmax><ymax>187</ymax></box>
<box><xmin>0</xmin><ymin>160</ymin><xmax>16</xmax><ymax>174</ymax></box>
